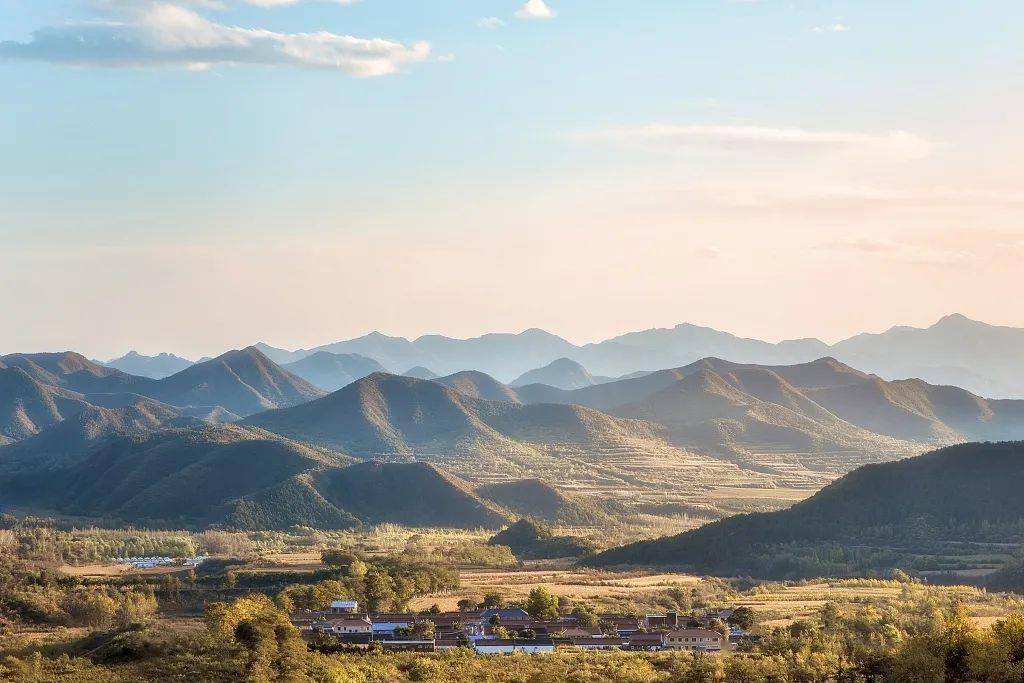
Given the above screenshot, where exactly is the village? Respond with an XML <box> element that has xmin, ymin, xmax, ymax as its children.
<box><xmin>293</xmin><ymin>599</ymin><xmax>752</xmax><ymax>655</ymax></box>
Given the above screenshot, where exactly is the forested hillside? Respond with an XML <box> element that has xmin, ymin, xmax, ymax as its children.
<box><xmin>587</xmin><ymin>441</ymin><xmax>1024</xmax><ymax>581</ymax></box>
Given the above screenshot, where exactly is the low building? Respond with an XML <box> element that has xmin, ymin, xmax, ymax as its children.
<box><xmin>329</xmin><ymin>600</ymin><xmax>359</xmax><ymax>614</ymax></box>
<box><xmin>628</xmin><ymin>631</ymin><xmax>666</xmax><ymax>650</ymax></box>
<box><xmin>601</xmin><ymin>615</ymin><xmax>642</xmax><ymax>636</ymax></box>
<box><xmin>474</xmin><ymin>637</ymin><xmax>555</xmax><ymax>655</ymax></box>
<box><xmin>315</xmin><ymin>616</ymin><xmax>372</xmax><ymax>635</ymax></box>
<box><xmin>644</xmin><ymin>611</ymin><xmax>680</xmax><ymax>630</ymax></box>
<box><xmin>369</xmin><ymin>614</ymin><xmax>417</xmax><ymax>636</ymax></box>
<box><xmin>559</xmin><ymin>626</ymin><xmax>604</xmax><ymax>639</ymax></box>
<box><xmin>568</xmin><ymin>636</ymin><xmax>627</xmax><ymax>650</ymax></box>
<box><xmin>665</xmin><ymin>628</ymin><xmax>724</xmax><ymax>652</ymax></box>
<box><xmin>480</xmin><ymin>607</ymin><xmax>531</xmax><ymax>622</ymax></box>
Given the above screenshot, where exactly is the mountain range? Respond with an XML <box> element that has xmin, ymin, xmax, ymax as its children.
<box><xmin>245</xmin><ymin>314</ymin><xmax>1024</xmax><ymax>398</ymax></box>
<box><xmin>585</xmin><ymin>441</ymin><xmax>1024</xmax><ymax>588</ymax></box>
<box><xmin>0</xmin><ymin>425</ymin><xmax>510</xmax><ymax>531</ymax></box>
<box><xmin>7</xmin><ymin>320</ymin><xmax>1024</xmax><ymax>531</ymax></box>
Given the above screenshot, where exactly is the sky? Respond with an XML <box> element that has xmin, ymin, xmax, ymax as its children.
<box><xmin>2</xmin><ymin>0</ymin><xmax>1023</xmax><ymax>360</ymax></box>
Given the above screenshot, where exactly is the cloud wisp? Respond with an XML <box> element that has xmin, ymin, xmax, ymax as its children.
<box><xmin>477</xmin><ymin>17</ymin><xmax>505</xmax><ymax>29</ymax></box>
<box><xmin>578</xmin><ymin>123</ymin><xmax>936</xmax><ymax>162</ymax></box>
<box><xmin>813</xmin><ymin>23</ymin><xmax>850</xmax><ymax>33</ymax></box>
<box><xmin>515</xmin><ymin>0</ymin><xmax>556</xmax><ymax>20</ymax></box>
<box><xmin>0</xmin><ymin>2</ymin><xmax>431</xmax><ymax>75</ymax></box>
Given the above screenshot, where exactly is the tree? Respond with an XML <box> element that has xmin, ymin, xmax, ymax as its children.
<box><xmin>727</xmin><ymin>606</ymin><xmax>756</xmax><ymax>631</ymax></box>
<box><xmin>67</xmin><ymin>591</ymin><xmax>117</xmax><ymax>629</ymax></box>
<box><xmin>525</xmin><ymin>587</ymin><xmax>559</xmax><ymax>621</ymax></box>
<box><xmin>572</xmin><ymin>605</ymin><xmax>599</xmax><ymax>628</ymax></box>
<box><xmin>481</xmin><ymin>592</ymin><xmax>505</xmax><ymax>609</ymax></box>
<box><xmin>115</xmin><ymin>590</ymin><xmax>157</xmax><ymax>628</ymax></box>
<box><xmin>347</xmin><ymin>558</ymin><xmax>368</xmax><ymax>578</ymax></box>
<box><xmin>457</xmin><ymin>598</ymin><xmax>479</xmax><ymax>612</ymax></box>
<box><xmin>364</xmin><ymin>570</ymin><xmax>397</xmax><ymax>613</ymax></box>
<box><xmin>321</xmin><ymin>549</ymin><xmax>357</xmax><ymax>567</ymax></box>
<box><xmin>427</xmin><ymin>604</ymin><xmax>441</xmax><ymax>615</ymax></box>
<box><xmin>207</xmin><ymin>594</ymin><xmax>306</xmax><ymax>683</ymax></box>
<box><xmin>412</xmin><ymin>620</ymin><xmax>436</xmax><ymax>639</ymax></box>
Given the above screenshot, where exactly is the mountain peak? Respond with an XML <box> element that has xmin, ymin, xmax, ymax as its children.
<box><xmin>931</xmin><ymin>313</ymin><xmax>984</xmax><ymax>329</ymax></box>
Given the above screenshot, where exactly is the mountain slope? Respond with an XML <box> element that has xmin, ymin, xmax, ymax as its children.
<box><xmin>0</xmin><ymin>352</ymin><xmax>154</xmax><ymax>395</ymax></box>
<box><xmin>0</xmin><ymin>367</ymin><xmax>93</xmax><ymax>442</ymax></box>
<box><xmin>586</xmin><ymin>441</ymin><xmax>1024</xmax><ymax>579</ymax></box>
<box><xmin>283</xmin><ymin>351</ymin><xmax>386</xmax><ymax>392</ymax></box>
<box><xmin>435</xmin><ymin>371</ymin><xmax>522</xmax><ymax>403</ymax></box>
<box><xmin>830</xmin><ymin>314</ymin><xmax>1024</xmax><ymax>398</ymax></box>
<box><xmin>243</xmin><ymin>373</ymin><xmax>656</xmax><ymax>458</ymax></box>
<box><xmin>0</xmin><ymin>398</ymin><xmax>202</xmax><ymax>473</ymax></box>
<box><xmin>104</xmin><ymin>351</ymin><xmax>194</xmax><ymax>379</ymax></box>
<box><xmin>478</xmin><ymin>479</ymin><xmax>610</xmax><ymax>526</ymax></box>
<box><xmin>403</xmin><ymin>366</ymin><xmax>439</xmax><ymax>380</ymax></box>
<box><xmin>0</xmin><ymin>424</ymin><xmax>508</xmax><ymax>530</ymax></box>
<box><xmin>313</xmin><ymin>461</ymin><xmax>508</xmax><ymax>528</ymax></box>
<box><xmin>511</xmin><ymin>358</ymin><xmax>598</xmax><ymax>390</ymax></box>
<box><xmin>143</xmin><ymin>347</ymin><xmax>325</xmax><ymax>417</ymax></box>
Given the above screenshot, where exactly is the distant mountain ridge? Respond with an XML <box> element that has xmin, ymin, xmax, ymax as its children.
<box><xmin>248</xmin><ymin>314</ymin><xmax>1024</xmax><ymax>397</ymax></box>
<box><xmin>104</xmin><ymin>351</ymin><xmax>194</xmax><ymax>379</ymax></box>
<box><xmin>282</xmin><ymin>351</ymin><xmax>386</xmax><ymax>392</ymax></box>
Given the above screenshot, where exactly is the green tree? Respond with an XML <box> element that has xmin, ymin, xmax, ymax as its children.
<box><xmin>481</xmin><ymin>592</ymin><xmax>505</xmax><ymax>608</ymax></box>
<box><xmin>67</xmin><ymin>591</ymin><xmax>117</xmax><ymax>629</ymax></box>
<box><xmin>412</xmin><ymin>620</ymin><xmax>436</xmax><ymax>639</ymax></box>
<box><xmin>364</xmin><ymin>570</ymin><xmax>397</xmax><ymax>613</ymax></box>
<box><xmin>727</xmin><ymin>606</ymin><xmax>756</xmax><ymax>631</ymax></box>
<box><xmin>572</xmin><ymin>605</ymin><xmax>599</xmax><ymax>627</ymax></box>
<box><xmin>457</xmin><ymin>598</ymin><xmax>479</xmax><ymax>612</ymax></box>
<box><xmin>525</xmin><ymin>587</ymin><xmax>560</xmax><ymax>621</ymax></box>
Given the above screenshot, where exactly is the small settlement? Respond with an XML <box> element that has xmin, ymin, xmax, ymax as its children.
<box><xmin>293</xmin><ymin>601</ymin><xmax>746</xmax><ymax>655</ymax></box>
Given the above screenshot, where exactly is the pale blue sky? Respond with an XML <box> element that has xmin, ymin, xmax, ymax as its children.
<box><xmin>2</xmin><ymin>1</ymin><xmax>1022</xmax><ymax>358</ymax></box>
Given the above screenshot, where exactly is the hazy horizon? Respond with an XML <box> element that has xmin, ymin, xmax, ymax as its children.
<box><xmin>0</xmin><ymin>311</ymin><xmax>1005</xmax><ymax>363</ymax></box>
<box><xmin>3</xmin><ymin>1</ymin><xmax>1022</xmax><ymax>359</ymax></box>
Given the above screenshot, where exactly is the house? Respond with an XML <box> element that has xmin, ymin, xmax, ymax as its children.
<box><xmin>435</xmin><ymin>637</ymin><xmax>467</xmax><ymax>651</ymax></box>
<box><xmin>644</xmin><ymin>611</ymin><xmax>680</xmax><ymax>629</ymax></box>
<box><xmin>369</xmin><ymin>613</ymin><xmax>417</xmax><ymax>636</ymax></box>
<box><xmin>559</xmin><ymin>626</ymin><xmax>604</xmax><ymax>638</ymax></box>
<box><xmin>628</xmin><ymin>631</ymin><xmax>666</xmax><ymax>650</ymax></box>
<box><xmin>665</xmin><ymin>628</ymin><xmax>724</xmax><ymax>652</ymax></box>
<box><xmin>474</xmin><ymin>637</ymin><xmax>555</xmax><ymax>655</ymax></box>
<box><xmin>316</xmin><ymin>616</ymin><xmax>372</xmax><ymax>635</ymax></box>
<box><xmin>329</xmin><ymin>600</ymin><xmax>359</xmax><ymax>614</ymax></box>
<box><xmin>601</xmin><ymin>615</ymin><xmax>642</xmax><ymax>636</ymax></box>
<box><xmin>480</xmin><ymin>607</ymin><xmax>531</xmax><ymax>622</ymax></box>
<box><xmin>568</xmin><ymin>636</ymin><xmax>627</xmax><ymax>650</ymax></box>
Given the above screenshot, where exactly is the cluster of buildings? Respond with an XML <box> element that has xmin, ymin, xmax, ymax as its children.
<box><xmin>113</xmin><ymin>555</ymin><xmax>208</xmax><ymax>569</ymax></box>
<box><xmin>292</xmin><ymin>601</ymin><xmax>743</xmax><ymax>655</ymax></box>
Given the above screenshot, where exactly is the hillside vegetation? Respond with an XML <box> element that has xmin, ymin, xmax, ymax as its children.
<box><xmin>587</xmin><ymin>441</ymin><xmax>1024</xmax><ymax>582</ymax></box>
<box><xmin>0</xmin><ymin>425</ymin><xmax>509</xmax><ymax>531</ymax></box>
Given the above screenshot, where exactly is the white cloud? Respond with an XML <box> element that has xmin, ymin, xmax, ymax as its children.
<box><xmin>477</xmin><ymin>17</ymin><xmax>504</xmax><ymax>29</ymax></box>
<box><xmin>579</xmin><ymin>123</ymin><xmax>936</xmax><ymax>162</ymax></box>
<box><xmin>812</xmin><ymin>24</ymin><xmax>849</xmax><ymax>33</ymax></box>
<box><xmin>0</xmin><ymin>2</ymin><xmax>431</xmax><ymax>75</ymax></box>
<box><xmin>515</xmin><ymin>0</ymin><xmax>556</xmax><ymax>20</ymax></box>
